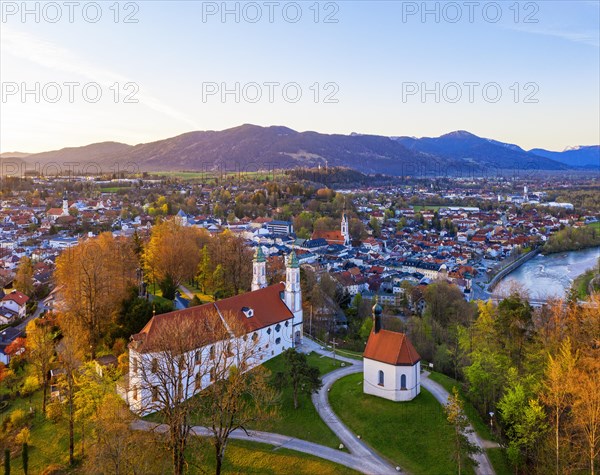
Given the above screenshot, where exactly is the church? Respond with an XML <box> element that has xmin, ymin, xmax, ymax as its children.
<box><xmin>311</xmin><ymin>212</ymin><xmax>351</xmax><ymax>246</ymax></box>
<box><xmin>363</xmin><ymin>299</ymin><xmax>421</xmax><ymax>402</ymax></box>
<box><xmin>121</xmin><ymin>249</ymin><xmax>303</xmax><ymax>415</ymax></box>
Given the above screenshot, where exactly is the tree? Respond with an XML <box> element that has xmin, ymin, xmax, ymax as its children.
<box><xmin>143</xmin><ymin>220</ymin><xmax>205</xmax><ymax>299</ymax></box>
<box><xmin>25</xmin><ymin>318</ymin><xmax>55</xmax><ymax>415</ymax></box>
<box><xmin>56</xmin><ymin>326</ymin><xmax>84</xmax><ymax>466</ymax></box>
<box><xmin>369</xmin><ymin>216</ymin><xmax>381</xmax><ymax>237</ymax></box>
<box><xmin>55</xmin><ymin>233</ymin><xmax>136</xmax><ymax>358</ymax></box>
<box><xmin>133</xmin><ymin>310</ymin><xmax>227</xmax><ymax>475</ymax></box>
<box><xmin>14</xmin><ymin>256</ymin><xmax>34</xmax><ymax>297</ymax></box>
<box><xmin>83</xmin><ymin>393</ymin><xmax>162</xmax><ymax>475</ymax></box>
<box><xmin>540</xmin><ymin>338</ymin><xmax>578</xmax><ymax>475</ymax></box>
<box><xmin>445</xmin><ymin>387</ymin><xmax>479</xmax><ymax>475</ymax></box>
<box><xmin>274</xmin><ymin>349</ymin><xmax>322</xmax><ymax>409</ymax></box>
<box><xmin>572</xmin><ymin>360</ymin><xmax>600</xmax><ymax>475</ymax></box>
<box><xmin>198</xmin><ymin>362</ymin><xmax>277</xmax><ymax>475</ymax></box>
<box><xmin>497</xmin><ymin>369</ymin><xmax>547</xmax><ymax>472</ymax></box>
<box><xmin>21</xmin><ymin>443</ymin><xmax>28</xmax><ymax>475</ymax></box>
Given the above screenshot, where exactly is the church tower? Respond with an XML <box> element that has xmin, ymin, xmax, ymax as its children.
<box><xmin>285</xmin><ymin>250</ymin><xmax>303</xmax><ymax>345</ymax></box>
<box><xmin>251</xmin><ymin>246</ymin><xmax>267</xmax><ymax>291</ymax></box>
<box><xmin>341</xmin><ymin>213</ymin><xmax>350</xmax><ymax>246</ymax></box>
<box><xmin>62</xmin><ymin>192</ymin><xmax>69</xmax><ymax>216</ymax></box>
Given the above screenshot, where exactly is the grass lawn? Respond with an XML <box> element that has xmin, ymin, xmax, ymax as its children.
<box><xmin>427</xmin><ymin>372</ymin><xmax>494</xmax><ymax>441</ymax></box>
<box><xmin>194</xmin><ymin>439</ymin><xmax>360</xmax><ymax>475</ymax></box>
<box><xmin>182</xmin><ymin>281</ymin><xmax>215</xmax><ymax>302</ymax></box>
<box><xmin>486</xmin><ymin>447</ymin><xmax>513</xmax><ymax>475</ymax></box>
<box><xmin>427</xmin><ymin>372</ymin><xmax>512</xmax><ymax>475</ymax></box>
<box><xmin>4</xmin><ymin>391</ymin><xmax>82</xmax><ymax>474</ymax></box>
<box><xmin>100</xmin><ymin>186</ymin><xmax>131</xmax><ymax>193</ymax></box>
<box><xmin>329</xmin><ymin>372</ymin><xmax>473</xmax><ymax>475</ymax></box>
<box><xmin>4</xmin><ymin>389</ymin><xmax>358</xmax><ymax>474</ymax></box>
<box><xmin>181</xmin><ymin>352</ymin><xmax>346</xmax><ymax>448</ymax></box>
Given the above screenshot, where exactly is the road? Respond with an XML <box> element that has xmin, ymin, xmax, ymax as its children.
<box><xmin>15</xmin><ymin>301</ymin><xmax>47</xmax><ymax>332</ymax></box>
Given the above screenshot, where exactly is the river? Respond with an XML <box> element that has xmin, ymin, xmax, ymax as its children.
<box><xmin>494</xmin><ymin>247</ymin><xmax>600</xmax><ymax>300</ymax></box>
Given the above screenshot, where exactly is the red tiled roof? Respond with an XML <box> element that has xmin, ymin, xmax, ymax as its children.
<box><xmin>311</xmin><ymin>230</ymin><xmax>345</xmax><ymax>244</ymax></box>
<box><xmin>363</xmin><ymin>329</ymin><xmax>421</xmax><ymax>366</ymax></box>
<box><xmin>131</xmin><ymin>283</ymin><xmax>294</xmax><ymax>353</ymax></box>
<box><xmin>2</xmin><ymin>290</ymin><xmax>30</xmax><ymax>307</ymax></box>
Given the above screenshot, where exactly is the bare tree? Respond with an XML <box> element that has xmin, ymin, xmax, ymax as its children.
<box><xmin>132</xmin><ymin>309</ymin><xmax>277</xmax><ymax>475</ymax></box>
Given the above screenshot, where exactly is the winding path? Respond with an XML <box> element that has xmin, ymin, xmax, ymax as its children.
<box><xmin>133</xmin><ymin>337</ymin><xmax>496</xmax><ymax>475</ymax></box>
<box><xmin>421</xmin><ymin>373</ymin><xmax>495</xmax><ymax>475</ymax></box>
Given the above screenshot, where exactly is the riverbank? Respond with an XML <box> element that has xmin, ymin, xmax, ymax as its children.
<box><xmin>487</xmin><ymin>248</ymin><xmax>541</xmax><ymax>292</ymax></box>
<box><xmin>543</xmin><ymin>225</ymin><xmax>600</xmax><ymax>254</ymax></box>
<box><xmin>493</xmin><ymin>247</ymin><xmax>600</xmax><ymax>300</ymax></box>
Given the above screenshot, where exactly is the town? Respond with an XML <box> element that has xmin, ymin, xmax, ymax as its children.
<box><xmin>0</xmin><ymin>167</ymin><xmax>599</xmax><ymax>474</ymax></box>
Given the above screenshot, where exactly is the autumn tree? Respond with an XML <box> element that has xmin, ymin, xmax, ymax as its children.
<box><xmin>25</xmin><ymin>318</ymin><xmax>55</xmax><ymax>415</ymax></box>
<box><xmin>541</xmin><ymin>338</ymin><xmax>578</xmax><ymax>475</ymax></box>
<box><xmin>55</xmin><ymin>233</ymin><xmax>137</xmax><ymax>358</ymax></box>
<box><xmin>84</xmin><ymin>393</ymin><xmax>164</xmax><ymax>475</ymax></box>
<box><xmin>143</xmin><ymin>220</ymin><xmax>206</xmax><ymax>299</ymax></box>
<box><xmin>14</xmin><ymin>256</ymin><xmax>34</xmax><ymax>297</ymax></box>
<box><xmin>274</xmin><ymin>348</ymin><xmax>322</xmax><ymax>409</ymax></box>
<box><xmin>133</xmin><ymin>310</ymin><xmax>230</xmax><ymax>475</ymax></box>
<box><xmin>56</xmin><ymin>324</ymin><xmax>84</xmax><ymax>466</ymax></box>
<box><xmin>445</xmin><ymin>387</ymin><xmax>480</xmax><ymax>475</ymax></box>
<box><xmin>572</xmin><ymin>359</ymin><xmax>600</xmax><ymax>475</ymax></box>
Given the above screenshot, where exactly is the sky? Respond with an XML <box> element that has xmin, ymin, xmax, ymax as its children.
<box><xmin>1</xmin><ymin>0</ymin><xmax>599</xmax><ymax>153</ymax></box>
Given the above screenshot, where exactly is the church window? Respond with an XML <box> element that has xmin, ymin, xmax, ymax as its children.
<box><xmin>210</xmin><ymin>346</ymin><xmax>215</xmax><ymax>360</ymax></box>
<box><xmin>151</xmin><ymin>358</ymin><xmax>158</xmax><ymax>374</ymax></box>
<box><xmin>195</xmin><ymin>351</ymin><xmax>201</xmax><ymax>365</ymax></box>
<box><xmin>133</xmin><ymin>386</ymin><xmax>138</xmax><ymax>400</ymax></box>
<box><xmin>275</xmin><ymin>337</ymin><xmax>281</xmax><ymax>345</ymax></box>
<box><xmin>275</xmin><ymin>324</ymin><xmax>281</xmax><ymax>332</ymax></box>
<box><xmin>133</xmin><ymin>357</ymin><xmax>138</xmax><ymax>374</ymax></box>
<box><xmin>267</xmin><ymin>328</ymin><xmax>272</xmax><ymax>335</ymax></box>
<box><xmin>152</xmin><ymin>386</ymin><xmax>158</xmax><ymax>402</ymax></box>
<box><xmin>285</xmin><ymin>321</ymin><xmax>289</xmax><ymax>327</ymax></box>
<box><xmin>401</xmin><ymin>374</ymin><xmax>407</xmax><ymax>390</ymax></box>
<box><xmin>378</xmin><ymin>370</ymin><xmax>384</xmax><ymax>386</ymax></box>
<box><xmin>210</xmin><ymin>367</ymin><xmax>216</xmax><ymax>382</ymax></box>
<box><xmin>252</xmin><ymin>332</ymin><xmax>258</xmax><ymax>341</ymax></box>
<box><xmin>195</xmin><ymin>372</ymin><xmax>202</xmax><ymax>390</ymax></box>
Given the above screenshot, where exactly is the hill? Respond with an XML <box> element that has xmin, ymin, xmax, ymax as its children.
<box><xmin>8</xmin><ymin>125</ymin><xmax>579</xmax><ymax>176</ymax></box>
<box><xmin>529</xmin><ymin>145</ymin><xmax>599</xmax><ymax>168</ymax></box>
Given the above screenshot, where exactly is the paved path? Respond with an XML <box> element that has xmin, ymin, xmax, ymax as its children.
<box><xmin>131</xmin><ymin>419</ymin><xmax>390</xmax><ymax>474</ymax></box>
<box><xmin>302</xmin><ymin>338</ymin><xmax>400</xmax><ymax>474</ymax></box>
<box><xmin>421</xmin><ymin>372</ymin><xmax>495</xmax><ymax>475</ymax></box>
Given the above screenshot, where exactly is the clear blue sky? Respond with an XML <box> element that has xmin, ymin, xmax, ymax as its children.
<box><xmin>1</xmin><ymin>1</ymin><xmax>598</xmax><ymax>153</ymax></box>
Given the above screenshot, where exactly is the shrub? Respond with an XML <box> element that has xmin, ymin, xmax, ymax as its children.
<box><xmin>15</xmin><ymin>428</ymin><xmax>30</xmax><ymax>445</ymax></box>
<box><xmin>21</xmin><ymin>377</ymin><xmax>39</xmax><ymax>397</ymax></box>
<box><xmin>46</xmin><ymin>402</ymin><xmax>62</xmax><ymax>423</ymax></box>
<box><xmin>9</xmin><ymin>409</ymin><xmax>27</xmax><ymax>430</ymax></box>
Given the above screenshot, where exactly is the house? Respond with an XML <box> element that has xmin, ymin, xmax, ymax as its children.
<box><xmin>121</xmin><ymin>251</ymin><xmax>304</xmax><ymax>415</ymax></box>
<box><xmin>1</xmin><ymin>290</ymin><xmax>29</xmax><ymax>319</ymax></box>
<box><xmin>0</xmin><ymin>327</ymin><xmax>23</xmax><ymax>365</ymax></box>
<box><xmin>363</xmin><ymin>300</ymin><xmax>421</xmax><ymax>402</ymax></box>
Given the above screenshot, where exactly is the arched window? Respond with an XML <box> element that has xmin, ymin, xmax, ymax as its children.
<box><xmin>401</xmin><ymin>374</ymin><xmax>407</xmax><ymax>390</ymax></box>
<box><xmin>378</xmin><ymin>370</ymin><xmax>384</xmax><ymax>386</ymax></box>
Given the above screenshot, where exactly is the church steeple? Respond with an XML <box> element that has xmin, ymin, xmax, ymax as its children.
<box><xmin>251</xmin><ymin>246</ymin><xmax>267</xmax><ymax>291</ymax></box>
<box><xmin>341</xmin><ymin>212</ymin><xmax>350</xmax><ymax>246</ymax></box>
<box><xmin>285</xmin><ymin>250</ymin><xmax>301</xmax><ymax>314</ymax></box>
<box><xmin>372</xmin><ymin>295</ymin><xmax>382</xmax><ymax>334</ymax></box>
<box><xmin>62</xmin><ymin>191</ymin><xmax>69</xmax><ymax>216</ymax></box>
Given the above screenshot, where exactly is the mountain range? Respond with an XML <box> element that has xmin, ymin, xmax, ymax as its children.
<box><xmin>2</xmin><ymin>125</ymin><xmax>598</xmax><ymax>176</ymax></box>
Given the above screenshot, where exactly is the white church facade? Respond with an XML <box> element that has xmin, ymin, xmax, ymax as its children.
<box><xmin>121</xmin><ymin>250</ymin><xmax>303</xmax><ymax>415</ymax></box>
<box><xmin>363</xmin><ymin>300</ymin><xmax>421</xmax><ymax>402</ymax></box>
